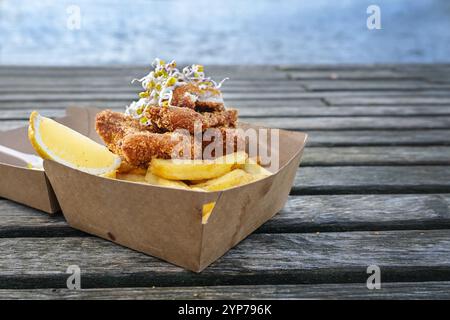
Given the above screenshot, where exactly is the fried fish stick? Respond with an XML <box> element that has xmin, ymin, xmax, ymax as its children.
<box><xmin>95</xmin><ymin>109</ymin><xmax>158</xmax><ymax>156</ymax></box>
<box><xmin>121</xmin><ymin>131</ymin><xmax>202</xmax><ymax>167</ymax></box>
<box><xmin>96</xmin><ymin>109</ymin><xmax>242</xmax><ymax>168</ymax></box>
<box><xmin>145</xmin><ymin>106</ymin><xmax>238</xmax><ymax>133</ymax></box>
<box><xmin>171</xmin><ymin>83</ymin><xmax>225</xmax><ymax>112</ymax></box>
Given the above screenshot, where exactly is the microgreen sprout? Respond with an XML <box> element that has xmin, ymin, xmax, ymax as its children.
<box><xmin>125</xmin><ymin>58</ymin><xmax>228</xmax><ymax>125</ymax></box>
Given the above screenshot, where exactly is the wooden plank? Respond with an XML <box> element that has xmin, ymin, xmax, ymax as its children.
<box><xmin>0</xmin><ymin>99</ymin><xmax>326</xmax><ymax>110</ymax></box>
<box><xmin>0</xmin><ymin>72</ymin><xmax>289</xmax><ymax>82</ymax></box>
<box><xmin>4</xmin><ymin>105</ymin><xmax>450</xmax><ymax>120</ymax></box>
<box><xmin>288</xmin><ymin>70</ymin><xmax>419</xmax><ymax>80</ymax></box>
<box><xmin>326</xmin><ymin>96</ymin><xmax>450</xmax><ymax>106</ymax></box>
<box><xmin>7</xmin><ymin>91</ymin><xmax>450</xmax><ymax>103</ymax></box>
<box><xmin>0</xmin><ymin>120</ymin><xmax>27</xmax><ymax>131</ymax></box>
<box><xmin>0</xmin><ymin>109</ymin><xmax>67</xmax><ymax>119</ymax></box>
<box><xmin>0</xmin><ymin>161</ymin><xmax>444</xmax><ymax>195</ymax></box>
<box><xmin>2</xmin><ymin>281</ymin><xmax>450</xmax><ymax>299</ymax></box>
<box><xmin>2</xmin><ymin>120</ymin><xmax>450</xmax><ymax>147</ymax></box>
<box><xmin>3</xmin><ymin>116</ymin><xmax>450</xmax><ymax>131</ymax></box>
<box><xmin>2</xmin><ymin>91</ymin><xmax>450</xmax><ymax>102</ymax></box>
<box><xmin>0</xmin><ymin>200</ymin><xmax>74</xmax><ymax>237</ymax></box>
<box><xmin>244</xmin><ymin>116</ymin><xmax>450</xmax><ymax>130</ymax></box>
<box><xmin>1</xmin><ymin>123</ymin><xmax>450</xmax><ymax>152</ymax></box>
<box><xmin>279</xmin><ymin>64</ymin><xmax>450</xmax><ymax>72</ymax></box>
<box><xmin>2</xmin><ymin>194</ymin><xmax>450</xmax><ymax>236</ymax></box>
<box><xmin>1</xmin><ymin>230</ymin><xmax>450</xmax><ymax>288</ymax></box>
<box><xmin>0</xmin><ymin>85</ymin><xmax>306</xmax><ymax>94</ymax></box>
<box><xmin>1</xmin><ymin>65</ymin><xmax>447</xmax><ymax>83</ymax></box>
<box><xmin>303</xmin><ymin>146</ymin><xmax>450</xmax><ymax>166</ymax></box>
<box><xmin>294</xmin><ymin>166</ymin><xmax>450</xmax><ymax>194</ymax></box>
<box><xmin>301</xmin><ymin>80</ymin><xmax>450</xmax><ymax>91</ymax></box>
<box><xmin>268</xmin><ymin>194</ymin><xmax>450</xmax><ymax>233</ymax></box>
<box><xmin>0</xmin><ymin>79</ymin><xmax>304</xmax><ymax>90</ymax></box>
<box><xmin>0</xmin><ymin>64</ymin><xmax>398</xmax><ymax>73</ymax></box>
<box><xmin>0</xmin><ymin>65</ymin><xmax>287</xmax><ymax>78</ymax></box>
<box><xmin>307</xmin><ymin>130</ymin><xmax>450</xmax><ymax>147</ymax></box>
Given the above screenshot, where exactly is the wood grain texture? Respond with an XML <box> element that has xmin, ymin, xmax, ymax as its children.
<box><xmin>1</xmin><ymin>230</ymin><xmax>450</xmax><ymax>288</ymax></box>
<box><xmin>301</xmin><ymin>80</ymin><xmax>450</xmax><ymax>91</ymax></box>
<box><xmin>244</xmin><ymin>116</ymin><xmax>450</xmax><ymax>130</ymax></box>
<box><xmin>288</xmin><ymin>70</ymin><xmax>411</xmax><ymax>80</ymax></box>
<box><xmin>303</xmin><ymin>146</ymin><xmax>450</xmax><ymax>166</ymax></box>
<box><xmin>0</xmin><ymin>200</ymin><xmax>74</xmax><ymax>237</ymax></box>
<box><xmin>3</xmin><ymin>116</ymin><xmax>450</xmax><ymax>131</ymax></box>
<box><xmin>306</xmin><ymin>130</ymin><xmax>450</xmax><ymax>147</ymax></box>
<box><xmin>3</xmin><ymin>115</ymin><xmax>449</xmax><ymax>147</ymax></box>
<box><xmin>0</xmin><ymin>80</ymin><xmax>294</xmax><ymax>89</ymax></box>
<box><xmin>1</xmin><ymin>282</ymin><xmax>450</xmax><ymax>299</ymax></box>
<box><xmin>294</xmin><ymin>166</ymin><xmax>450</xmax><ymax>194</ymax></box>
<box><xmin>0</xmin><ymin>99</ymin><xmax>326</xmax><ymax>110</ymax></box>
<box><xmin>0</xmin><ymin>65</ymin><xmax>289</xmax><ymax>80</ymax></box>
<box><xmin>1</xmin><ymin>65</ymin><xmax>450</xmax><ymax>298</ymax></box>
<box><xmin>1</xmin><ymin>194</ymin><xmax>450</xmax><ymax>236</ymax></box>
<box><xmin>5</xmin><ymin>91</ymin><xmax>450</xmax><ymax>102</ymax></box>
<box><xmin>326</xmin><ymin>96</ymin><xmax>450</xmax><ymax>106</ymax></box>
<box><xmin>4</xmin><ymin>105</ymin><xmax>450</xmax><ymax>120</ymax></box>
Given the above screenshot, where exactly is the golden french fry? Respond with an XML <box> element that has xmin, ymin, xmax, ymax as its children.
<box><xmin>101</xmin><ymin>170</ymin><xmax>117</xmax><ymax>179</ymax></box>
<box><xmin>243</xmin><ymin>159</ymin><xmax>272</xmax><ymax>177</ymax></box>
<box><xmin>150</xmin><ymin>151</ymin><xmax>248</xmax><ymax>181</ymax></box>
<box><xmin>189</xmin><ymin>179</ymin><xmax>210</xmax><ymax>185</ymax></box>
<box><xmin>195</xmin><ymin>169</ymin><xmax>254</xmax><ymax>191</ymax></box>
<box><xmin>116</xmin><ymin>160</ymin><xmax>146</xmax><ymax>175</ymax></box>
<box><xmin>202</xmin><ymin>202</ymin><xmax>216</xmax><ymax>224</ymax></box>
<box><xmin>116</xmin><ymin>173</ymin><xmax>146</xmax><ymax>183</ymax></box>
<box><xmin>144</xmin><ymin>170</ymin><xmax>190</xmax><ymax>189</ymax></box>
<box><xmin>219</xmin><ymin>151</ymin><xmax>248</xmax><ymax>165</ymax></box>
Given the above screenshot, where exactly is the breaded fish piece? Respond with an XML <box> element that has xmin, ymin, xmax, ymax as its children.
<box><xmin>145</xmin><ymin>105</ymin><xmax>238</xmax><ymax>134</ymax></box>
<box><xmin>121</xmin><ymin>127</ymin><xmax>245</xmax><ymax>166</ymax></box>
<box><xmin>121</xmin><ymin>131</ymin><xmax>202</xmax><ymax>167</ymax></box>
<box><xmin>201</xmin><ymin>127</ymin><xmax>246</xmax><ymax>159</ymax></box>
<box><xmin>171</xmin><ymin>83</ymin><xmax>225</xmax><ymax>112</ymax></box>
<box><xmin>95</xmin><ymin>109</ymin><xmax>243</xmax><ymax>168</ymax></box>
<box><xmin>95</xmin><ymin>109</ymin><xmax>158</xmax><ymax>156</ymax></box>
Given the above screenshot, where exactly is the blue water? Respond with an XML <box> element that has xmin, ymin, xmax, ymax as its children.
<box><xmin>0</xmin><ymin>0</ymin><xmax>449</xmax><ymax>65</ymax></box>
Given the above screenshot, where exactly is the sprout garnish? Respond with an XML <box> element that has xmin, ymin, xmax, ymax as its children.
<box><xmin>125</xmin><ymin>58</ymin><xmax>228</xmax><ymax>126</ymax></box>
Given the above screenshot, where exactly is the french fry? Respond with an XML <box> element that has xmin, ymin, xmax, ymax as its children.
<box><xmin>144</xmin><ymin>170</ymin><xmax>190</xmax><ymax>189</ymax></box>
<box><xmin>116</xmin><ymin>173</ymin><xmax>147</xmax><ymax>183</ymax></box>
<box><xmin>195</xmin><ymin>169</ymin><xmax>254</xmax><ymax>191</ymax></box>
<box><xmin>189</xmin><ymin>179</ymin><xmax>210</xmax><ymax>185</ymax></box>
<box><xmin>202</xmin><ymin>202</ymin><xmax>216</xmax><ymax>224</ymax></box>
<box><xmin>243</xmin><ymin>158</ymin><xmax>272</xmax><ymax>178</ymax></box>
<box><xmin>150</xmin><ymin>151</ymin><xmax>248</xmax><ymax>181</ymax></box>
<box><xmin>101</xmin><ymin>170</ymin><xmax>117</xmax><ymax>179</ymax></box>
<box><xmin>117</xmin><ymin>161</ymin><xmax>147</xmax><ymax>175</ymax></box>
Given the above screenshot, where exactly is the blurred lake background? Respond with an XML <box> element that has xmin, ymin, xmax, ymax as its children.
<box><xmin>0</xmin><ymin>0</ymin><xmax>449</xmax><ymax>65</ymax></box>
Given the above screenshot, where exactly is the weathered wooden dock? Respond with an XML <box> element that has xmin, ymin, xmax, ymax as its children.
<box><xmin>1</xmin><ymin>64</ymin><xmax>450</xmax><ymax>299</ymax></box>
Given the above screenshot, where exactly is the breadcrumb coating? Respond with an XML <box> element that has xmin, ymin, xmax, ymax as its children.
<box><xmin>171</xmin><ymin>83</ymin><xmax>225</xmax><ymax>112</ymax></box>
<box><xmin>145</xmin><ymin>105</ymin><xmax>237</xmax><ymax>133</ymax></box>
<box><xmin>95</xmin><ymin>109</ymin><xmax>242</xmax><ymax>168</ymax></box>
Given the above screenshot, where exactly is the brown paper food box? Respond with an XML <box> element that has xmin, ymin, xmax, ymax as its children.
<box><xmin>0</xmin><ymin>107</ymin><xmax>99</xmax><ymax>213</ymax></box>
<box><xmin>3</xmin><ymin>107</ymin><xmax>307</xmax><ymax>272</ymax></box>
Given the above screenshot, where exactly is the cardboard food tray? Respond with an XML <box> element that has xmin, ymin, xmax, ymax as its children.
<box><xmin>0</xmin><ymin>107</ymin><xmax>100</xmax><ymax>213</ymax></box>
<box><xmin>41</xmin><ymin>107</ymin><xmax>307</xmax><ymax>272</ymax></box>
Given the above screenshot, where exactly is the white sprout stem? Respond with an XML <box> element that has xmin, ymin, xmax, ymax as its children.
<box><xmin>125</xmin><ymin>59</ymin><xmax>228</xmax><ymax>125</ymax></box>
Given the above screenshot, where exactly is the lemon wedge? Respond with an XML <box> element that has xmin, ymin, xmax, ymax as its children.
<box><xmin>28</xmin><ymin>111</ymin><xmax>121</xmax><ymax>175</ymax></box>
